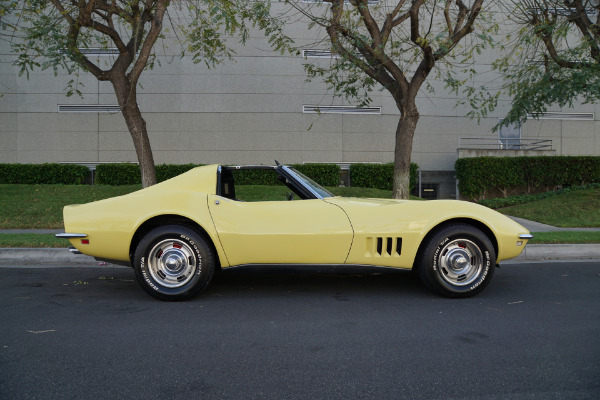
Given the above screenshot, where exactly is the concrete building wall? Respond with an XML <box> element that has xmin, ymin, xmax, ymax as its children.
<box><xmin>1</xmin><ymin>6</ymin><xmax>599</xmax><ymax>174</ymax></box>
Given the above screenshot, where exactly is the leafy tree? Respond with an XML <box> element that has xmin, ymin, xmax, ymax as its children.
<box><xmin>468</xmin><ymin>0</ymin><xmax>600</xmax><ymax>129</ymax></box>
<box><xmin>289</xmin><ymin>0</ymin><xmax>491</xmax><ymax>198</ymax></box>
<box><xmin>2</xmin><ymin>0</ymin><xmax>291</xmax><ymax>187</ymax></box>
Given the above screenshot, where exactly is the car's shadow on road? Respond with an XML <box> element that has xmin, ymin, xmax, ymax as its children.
<box><xmin>80</xmin><ymin>264</ymin><xmax>431</xmax><ymax>301</ymax></box>
<box><xmin>205</xmin><ymin>264</ymin><xmax>429</xmax><ymax>299</ymax></box>
<box><xmin>6</xmin><ymin>265</ymin><xmax>433</xmax><ymax>304</ymax></box>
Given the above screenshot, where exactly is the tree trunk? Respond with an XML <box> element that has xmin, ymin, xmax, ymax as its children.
<box><xmin>112</xmin><ymin>80</ymin><xmax>156</xmax><ymax>188</ymax></box>
<box><xmin>123</xmin><ymin>103</ymin><xmax>157</xmax><ymax>188</ymax></box>
<box><xmin>392</xmin><ymin>109</ymin><xmax>418</xmax><ymax>199</ymax></box>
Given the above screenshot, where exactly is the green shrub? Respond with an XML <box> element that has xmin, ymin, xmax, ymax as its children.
<box><xmin>232</xmin><ymin>168</ymin><xmax>281</xmax><ymax>185</ymax></box>
<box><xmin>456</xmin><ymin>156</ymin><xmax>600</xmax><ymax>200</ymax></box>
<box><xmin>95</xmin><ymin>164</ymin><xmax>140</xmax><ymax>185</ymax></box>
<box><xmin>292</xmin><ymin>163</ymin><xmax>341</xmax><ymax>186</ymax></box>
<box><xmin>0</xmin><ymin>163</ymin><xmax>89</xmax><ymax>184</ymax></box>
<box><xmin>455</xmin><ymin>157</ymin><xmax>526</xmax><ymax>199</ymax></box>
<box><xmin>156</xmin><ymin>164</ymin><xmax>201</xmax><ymax>182</ymax></box>
<box><xmin>349</xmin><ymin>163</ymin><xmax>419</xmax><ymax>191</ymax></box>
<box><xmin>232</xmin><ymin>164</ymin><xmax>341</xmax><ymax>186</ymax></box>
<box><xmin>94</xmin><ymin>163</ymin><xmax>342</xmax><ymax>186</ymax></box>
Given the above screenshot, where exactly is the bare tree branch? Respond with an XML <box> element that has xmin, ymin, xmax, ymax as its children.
<box><xmin>129</xmin><ymin>0</ymin><xmax>169</xmax><ymax>85</ymax></box>
<box><xmin>293</xmin><ymin>0</ymin><xmax>489</xmax><ymax>198</ymax></box>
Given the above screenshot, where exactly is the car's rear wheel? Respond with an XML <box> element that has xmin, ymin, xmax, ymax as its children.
<box><xmin>133</xmin><ymin>225</ymin><xmax>215</xmax><ymax>301</ymax></box>
<box><xmin>417</xmin><ymin>224</ymin><xmax>496</xmax><ymax>298</ymax></box>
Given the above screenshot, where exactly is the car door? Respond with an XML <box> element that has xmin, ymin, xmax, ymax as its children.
<box><xmin>207</xmin><ymin>195</ymin><xmax>353</xmax><ymax>266</ymax></box>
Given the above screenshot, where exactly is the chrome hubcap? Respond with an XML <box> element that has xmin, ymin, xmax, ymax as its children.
<box><xmin>437</xmin><ymin>239</ymin><xmax>483</xmax><ymax>287</ymax></box>
<box><xmin>147</xmin><ymin>239</ymin><xmax>197</xmax><ymax>288</ymax></box>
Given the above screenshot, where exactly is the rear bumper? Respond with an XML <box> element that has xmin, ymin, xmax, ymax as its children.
<box><xmin>55</xmin><ymin>233</ymin><xmax>87</xmax><ymax>239</ymax></box>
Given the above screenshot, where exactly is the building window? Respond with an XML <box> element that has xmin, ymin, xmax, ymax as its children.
<box><xmin>498</xmin><ymin>119</ymin><xmax>521</xmax><ymax>149</ymax></box>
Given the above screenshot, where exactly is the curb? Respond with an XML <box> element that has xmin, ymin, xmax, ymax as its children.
<box><xmin>0</xmin><ymin>248</ymin><xmax>100</xmax><ymax>266</ymax></box>
<box><xmin>511</xmin><ymin>244</ymin><xmax>600</xmax><ymax>262</ymax></box>
<box><xmin>1</xmin><ymin>245</ymin><xmax>599</xmax><ymax>266</ymax></box>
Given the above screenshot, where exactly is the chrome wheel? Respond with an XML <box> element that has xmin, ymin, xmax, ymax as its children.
<box><xmin>436</xmin><ymin>239</ymin><xmax>483</xmax><ymax>287</ymax></box>
<box><xmin>147</xmin><ymin>239</ymin><xmax>198</xmax><ymax>288</ymax></box>
<box><xmin>134</xmin><ymin>225</ymin><xmax>215</xmax><ymax>301</ymax></box>
<box><xmin>417</xmin><ymin>224</ymin><xmax>496</xmax><ymax>298</ymax></box>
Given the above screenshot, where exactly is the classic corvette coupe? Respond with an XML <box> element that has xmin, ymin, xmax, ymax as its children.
<box><xmin>57</xmin><ymin>163</ymin><xmax>532</xmax><ymax>300</ymax></box>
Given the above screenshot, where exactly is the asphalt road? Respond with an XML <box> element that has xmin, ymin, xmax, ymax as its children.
<box><xmin>1</xmin><ymin>262</ymin><xmax>599</xmax><ymax>400</ymax></box>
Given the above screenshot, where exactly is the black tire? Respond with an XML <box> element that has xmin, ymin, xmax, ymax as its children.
<box><xmin>417</xmin><ymin>224</ymin><xmax>496</xmax><ymax>298</ymax></box>
<box><xmin>133</xmin><ymin>225</ymin><xmax>215</xmax><ymax>301</ymax></box>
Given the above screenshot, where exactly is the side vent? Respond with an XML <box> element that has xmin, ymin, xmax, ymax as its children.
<box><xmin>302</xmin><ymin>49</ymin><xmax>364</xmax><ymax>59</ymax></box>
<box><xmin>79</xmin><ymin>47</ymin><xmax>120</xmax><ymax>56</ymax></box>
<box><xmin>60</xmin><ymin>47</ymin><xmax>120</xmax><ymax>56</ymax></box>
<box><xmin>58</xmin><ymin>105</ymin><xmax>122</xmax><ymax>113</ymax></box>
<box><xmin>303</xmin><ymin>49</ymin><xmax>337</xmax><ymax>58</ymax></box>
<box><xmin>527</xmin><ymin>112</ymin><xmax>594</xmax><ymax>120</ymax></box>
<box><xmin>529</xmin><ymin>6</ymin><xmax>597</xmax><ymax>17</ymax></box>
<box><xmin>369</xmin><ymin>237</ymin><xmax>402</xmax><ymax>257</ymax></box>
<box><xmin>302</xmin><ymin>0</ymin><xmax>382</xmax><ymax>4</ymax></box>
<box><xmin>303</xmin><ymin>105</ymin><xmax>381</xmax><ymax>115</ymax></box>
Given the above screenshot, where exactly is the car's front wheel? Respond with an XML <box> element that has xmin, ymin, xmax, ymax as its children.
<box><xmin>417</xmin><ymin>224</ymin><xmax>496</xmax><ymax>298</ymax></box>
<box><xmin>133</xmin><ymin>225</ymin><xmax>215</xmax><ymax>301</ymax></box>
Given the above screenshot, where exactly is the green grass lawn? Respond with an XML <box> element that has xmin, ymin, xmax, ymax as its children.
<box><xmin>1</xmin><ymin>183</ymin><xmax>598</xmax><ymax>247</ymax></box>
<box><xmin>528</xmin><ymin>231</ymin><xmax>600</xmax><ymax>244</ymax></box>
<box><xmin>498</xmin><ymin>188</ymin><xmax>600</xmax><ymax>228</ymax></box>
<box><xmin>0</xmin><ymin>184</ymin><xmax>395</xmax><ymax>229</ymax></box>
<box><xmin>0</xmin><ymin>184</ymin><xmax>141</xmax><ymax>229</ymax></box>
<box><xmin>0</xmin><ymin>233</ymin><xmax>67</xmax><ymax>248</ymax></box>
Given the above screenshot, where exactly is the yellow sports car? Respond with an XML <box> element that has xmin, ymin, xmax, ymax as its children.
<box><xmin>57</xmin><ymin>163</ymin><xmax>532</xmax><ymax>300</ymax></box>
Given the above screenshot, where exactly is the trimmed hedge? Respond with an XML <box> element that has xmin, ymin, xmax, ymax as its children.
<box><xmin>157</xmin><ymin>163</ymin><xmax>201</xmax><ymax>182</ymax></box>
<box><xmin>0</xmin><ymin>163</ymin><xmax>89</xmax><ymax>184</ymax></box>
<box><xmin>231</xmin><ymin>164</ymin><xmax>341</xmax><ymax>186</ymax></box>
<box><xmin>1</xmin><ymin>162</ymin><xmax>421</xmax><ymax>191</ymax></box>
<box><xmin>95</xmin><ymin>164</ymin><xmax>140</xmax><ymax>185</ymax></box>
<box><xmin>456</xmin><ymin>156</ymin><xmax>600</xmax><ymax>200</ymax></box>
<box><xmin>96</xmin><ymin>163</ymin><xmax>341</xmax><ymax>186</ymax></box>
<box><xmin>96</xmin><ymin>163</ymin><xmax>202</xmax><ymax>185</ymax></box>
<box><xmin>293</xmin><ymin>163</ymin><xmax>341</xmax><ymax>186</ymax></box>
<box><xmin>349</xmin><ymin>163</ymin><xmax>419</xmax><ymax>191</ymax></box>
<box><xmin>232</xmin><ymin>168</ymin><xmax>280</xmax><ymax>186</ymax></box>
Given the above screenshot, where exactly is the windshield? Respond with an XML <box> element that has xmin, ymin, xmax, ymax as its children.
<box><xmin>287</xmin><ymin>167</ymin><xmax>334</xmax><ymax>199</ymax></box>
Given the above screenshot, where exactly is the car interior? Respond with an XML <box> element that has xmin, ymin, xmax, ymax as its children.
<box><xmin>217</xmin><ymin>166</ymin><xmax>309</xmax><ymax>202</ymax></box>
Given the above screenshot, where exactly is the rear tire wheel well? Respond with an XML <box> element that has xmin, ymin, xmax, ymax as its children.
<box><xmin>129</xmin><ymin>215</ymin><xmax>220</xmax><ymax>269</ymax></box>
<box><xmin>413</xmin><ymin>218</ymin><xmax>498</xmax><ymax>271</ymax></box>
